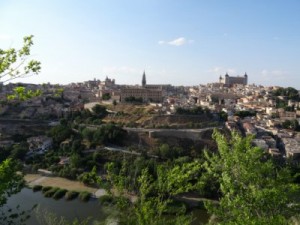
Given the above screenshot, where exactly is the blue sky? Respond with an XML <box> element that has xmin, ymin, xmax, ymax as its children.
<box><xmin>1</xmin><ymin>0</ymin><xmax>300</xmax><ymax>88</ymax></box>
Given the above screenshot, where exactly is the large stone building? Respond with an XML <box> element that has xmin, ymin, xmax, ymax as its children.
<box><xmin>120</xmin><ymin>72</ymin><xmax>163</xmax><ymax>103</ymax></box>
<box><xmin>219</xmin><ymin>73</ymin><xmax>248</xmax><ymax>86</ymax></box>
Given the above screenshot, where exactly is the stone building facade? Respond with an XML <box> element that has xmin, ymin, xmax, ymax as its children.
<box><xmin>219</xmin><ymin>73</ymin><xmax>248</xmax><ymax>86</ymax></box>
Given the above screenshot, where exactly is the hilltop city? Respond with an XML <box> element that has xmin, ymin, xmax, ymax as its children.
<box><xmin>2</xmin><ymin>70</ymin><xmax>300</xmax><ymax>224</ymax></box>
<box><xmin>1</xmin><ymin>72</ymin><xmax>299</xmax><ymax>161</ymax></box>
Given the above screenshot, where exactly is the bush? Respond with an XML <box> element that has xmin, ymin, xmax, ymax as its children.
<box><xmin>44</xmin><ymin>187</ymin><xmax>59</xmax><ymax>198</ymax></box>
<box><xmin>99</xmin><ymin>195</ymin><xmax>115</xmax><ymax>205</ymax></box>
<box><xmin>164</xmin><ymin>200</ymin><xmax>187</xmax><ymax>214</ymax></box>
<box><xmin>65</xmin><ymin>191</ymin><xmax>79</xmax><ymax>200</ymax></box>
<box><xmin>79</xmin><ymin>191</ymin><xmax>91</xmax><ymax>202</ymax></box>
<box><xmin>53</xmin><ymin>189</ymin><xmax>67</xmax><ymax>200</ymax></box>
<box><xmin>32</xmin><ymin>185</ymin><xmax>42</xmax><ymax>192</ymax></box>
<box><xmin>42</xmin><ymin>186</ymin><xmax>52</xmax><ymax>193</ymax></box>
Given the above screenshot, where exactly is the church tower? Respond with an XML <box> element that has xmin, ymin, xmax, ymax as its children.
<box><xmin>142</xmin><ymin>71</ymin><xmax>146</xmax><ymax>87</ymax></box>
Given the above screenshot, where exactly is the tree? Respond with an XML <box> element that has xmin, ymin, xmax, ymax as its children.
<box><xmin>0</xmin><ymin>35</ymin><xmax>41</xmax><ymax>223</ymax></box>
<box><xmin>106</xmin><ymin>159</ymin><xmax>201</xmax><ymax>225</ymax></box>
<box><xmin>0</xmin><ymin>159</ymin><xmax>28</xmax><ymax>224</ymax></box>
<box><xmin>102</xmin><ymin>93</ymin><xmax>111</xmax><ymax>100</ymax></box>
<box><xmin>7</xmin><ymin>86</ymin><xmax>41</xmax><ymax>101</ymax></box>
<box><xmin>0</xmin><ymin>160</ymin><xmax>24</xmax><ymax>206</ymax></box>
<box><xmin>92</xmin><ymin>104</ymin><xmax>107</xmax><ymax>119</ymax></box>
<box><xmin>0</xmin><ymin>35</ymin><xmax>41</xmax><ymax>83</ymax></box>
<box><xmin>282</xmin><ymin>119</ymin><xmax>299</xmax><ymax>130</ymax></box>
<box><xmin>48</xmin><ymin>124</ymin><xmax>73</xmax><ymax>144</ymax></box>
<box><xmin>203</xmin><ymin>130</ymin><xmax>297</xmax><ymax>224</ymax></box>
<box><xmin>78</xmin><ymin>166</ymin><xmax>101</xmax><ymax>186</ymax></box>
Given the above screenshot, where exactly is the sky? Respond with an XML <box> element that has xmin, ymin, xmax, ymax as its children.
<box><xmin>1</xmin><ymin>0</ymin><xmax>300</xmax><ymax>88</ymax></box>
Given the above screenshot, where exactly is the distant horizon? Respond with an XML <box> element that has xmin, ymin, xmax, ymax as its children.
<box><xmin>1</xmin><ymin>1</ymin><xmax>300</xmax><ymax>88</ymax></box>
<box><xmin>4</xmin><ymin>73</ymin><xmax>300</xmax><ymax>90</ymax></box>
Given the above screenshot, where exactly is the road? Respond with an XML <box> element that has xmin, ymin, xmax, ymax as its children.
<box><xmin>84</xmin><ymin>146</ymin><xmax>158</xmax><ymax>158</ymax></box>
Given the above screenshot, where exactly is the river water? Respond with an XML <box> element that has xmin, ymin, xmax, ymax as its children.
<box><xmin>5</xmin><ymin>188</ymin><xmax>209</xmax><ymax>225</ymax></box>
<box><xmin>5</xmin><ymin>188</ymin><xmax>108</xmax><ymax>224</ymax></box>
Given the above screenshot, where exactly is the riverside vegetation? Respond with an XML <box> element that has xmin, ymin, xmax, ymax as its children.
<box><xmin>2</xmin><ymin>102</ymin><xmax>300</xmax><ymax>224</ymax></box>
<box><xmin>1</xmin><ymin>36</ymin><xmax>300</xmax><ymax>225</ymax></box>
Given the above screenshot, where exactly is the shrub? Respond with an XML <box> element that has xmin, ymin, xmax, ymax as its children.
<box><xmin>42</xmin><ymin>186</ymin><xmax>52</xmax><ymax>193</ymax></box>
<box><xmin>65</xmin><ymin>191</ymin><xmax>79</xmax><ymax>200</ymax></box>
<box><xmin>44</xmin><ymin>187</ymin><xmax>59</xmax><ymax>198</ymax></box>
<box><xmin>79</xmin><ymin>191</ymin><xmax>91</xmax><ymax>202</ymax></box>
<box><xmin>164</xmin><ymin>200</ymin><xmax>187</xmax><ymax>215</ymax></box>
<box><xmin>32</xmin><ymin>185</ymin><xmax>42</xmax><ymax>192</ymax></box>
<box><xmin>53</xmin><ymin>189</ymin><xmax>67</xmax><ymax>200</ymax></box>
<box><xmin>99</xmin><ymin>195</ymin><xmax>115</xmax><ymax>205</ymax></box>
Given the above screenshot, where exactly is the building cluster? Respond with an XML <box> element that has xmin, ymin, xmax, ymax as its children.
<box><xmin>1</xmin><ymin>71</ymin><xmax>300</xmax><ymax>162</ymax></box>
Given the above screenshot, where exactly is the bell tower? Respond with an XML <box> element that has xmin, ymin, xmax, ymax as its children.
<box><xmin>142</xmin><ymin>71</ymin><xmax>146</xmax><ymax>87</ymax></box>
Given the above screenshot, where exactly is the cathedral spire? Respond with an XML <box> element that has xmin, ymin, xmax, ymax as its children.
<box><xmin>142</xmin><ymin>70</ymin><xmax>146</xmax><ymax>87</ymax></box>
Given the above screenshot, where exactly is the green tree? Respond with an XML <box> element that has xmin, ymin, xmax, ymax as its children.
<box><xmin>78</xmin><ymin>166</ymin><xmax>101</xmax><ymax>186</ymax></box>
<box><xmin>0</xmin><ymin>35</ymin><xmax>41</xmax><ymax>83</ymax></box>
<box><xmin>0</xmin><ymin>160</ymin><xmax>24</xmax><ymax>206</ymax></box>
<box><xmin>92</xmin><ymin>104</ymin><xmax>107</xmax><ymax>119</ymax></box>
<box><xmin>7</xmin><ymin>86</ymin><xmax>41</xmax><ymax>101</ymax></box>
<box><xmin>0</xmin><ymin>35</ymin><xmax>41</xmax><ymax>223</ymax></box>
<box><xmin>10</xmin><ymin>143</ymin><xmax>28</xmax><ymax>160</ymax></box>
<box><xmin>0</xmin><ymin>159</ymin><xmax>28</xmax><ymax>224</ymax></box>
<box><xmin>102</xmin><ymin>93</ymin><xmax>111</xmax><ymax>100</ymax></box>
<box><xmin>282</xmin><ymin>119</ymin><xmax>299</xmax><ymax>130</ymax></box>
<box><xmin>203</xmin><ymin>130</ymin><xmax>297</xmax><ymax>224</ymax></box>
<box><xmin>48</xmin><ymin>125</ymin><xmax>73</xmax><ymax>144</ymax></box>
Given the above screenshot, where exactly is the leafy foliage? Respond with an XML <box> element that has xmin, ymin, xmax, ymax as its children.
<box><xmin>125</xmin><ymin>96</ymin><xmax>143</xmax><ymax>103</ymax></box>
<box><xmin>273</xmin><ymin>87</ymin><xmax>299</xmax><ymax>101</ymax></box>
<box><xmin>234</xmin><ymin>110</ymin><xmax>256</xmax><ymax>118</ymax></box>
<box><xmin>78</xmin><ymin>166</ymin><xmax>101</xmax><ymax>186</ymax></box>
<box><xmin>0</xmin><ymin>160</ymin><xmax>24</xmax><ymax>206</ymax></box>
<box><xmin>0</xmin><ymin>159</ymin><xmax>27</xmax><ymax>224</ymax></box>
<box><xmin>7</xmin><ymin>86</ymin><xmax>41</xmax><ymax>101</ymax></box>
<box><xmin>92</xmin><ymin>104</ymin><xmax>108</xmax><ymax>119</ymax></box>
<box><xmin>176</xmin><ymin>106</ymin><xmax>211</xmax><ymax>116</ymax></box>
<box><xmin>0</xmin><ymin>35</ymin><xmax>41</xmax><ymax>83</ymax></box>
<box><xmin>203</xmin><ymin>130</ymin><xmax>298</xmax><ymax>224</ymax></box>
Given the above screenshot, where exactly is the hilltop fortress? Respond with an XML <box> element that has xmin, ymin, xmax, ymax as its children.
<box><xmin>219</xmin><ymin>73</ymin><xmax>248</xmax><ymax>86</ymax></box>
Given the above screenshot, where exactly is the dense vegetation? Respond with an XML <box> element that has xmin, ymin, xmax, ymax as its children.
<box><xmin>273</xmin><ymin>87</ymin><xmax>300</xmax><ymax>101</ymax></box>
<box><xmin>176</xmin><ymin>106</ymin><xmax>211</xmax><ymax>116</ymax></box>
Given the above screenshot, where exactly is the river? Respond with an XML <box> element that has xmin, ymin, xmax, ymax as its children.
<box><xmin>5</xmin><ymin>188</ymin><xmax>108</xmax><ymax>225</ymax></box>
<box><xmin>5</xmin><ymin>188</ymin><xmax>209</xmax><ymax>225</ymax></box>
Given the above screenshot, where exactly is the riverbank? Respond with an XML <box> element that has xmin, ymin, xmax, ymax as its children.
<box><xmin>25</xmin><ymin>174</ymin><xmax>106</xmax><ymax>197</ymax></box>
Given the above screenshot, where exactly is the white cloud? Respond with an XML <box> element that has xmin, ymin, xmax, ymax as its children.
<box><xmin>158</xmin><ymin>37</ymin><xmax>194</xmax><ymax>46</ymax></box>
<box><xmin>168</xmin><ymin>37</ymin><xmax>186</xmax><ymax>46</ymax></box>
